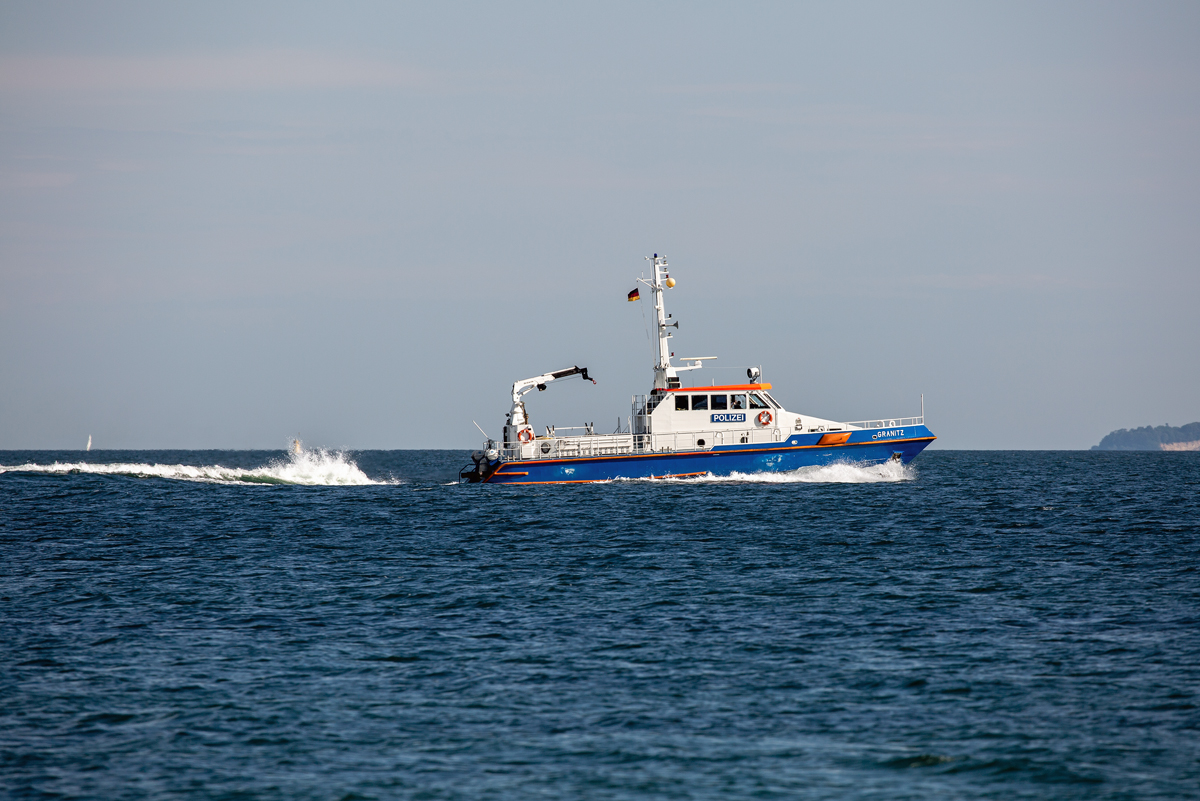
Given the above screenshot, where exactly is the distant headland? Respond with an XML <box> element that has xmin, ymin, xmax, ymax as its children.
<box><xmin>1092</xmin><ymin>422</ymin><xmax>1200</xmax><ymax>451</ymax></box>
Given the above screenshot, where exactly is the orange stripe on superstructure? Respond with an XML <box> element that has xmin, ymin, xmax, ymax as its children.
<box><xmin>662</xmin><ymin>383</ymin><xmax>772</xmax><ymax>392</ymax></box>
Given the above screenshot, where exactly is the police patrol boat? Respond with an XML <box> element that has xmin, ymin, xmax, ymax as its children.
<box><xmin>460</xmin><ymin>254</ymin><xmax>935</xmax><ymax>484</ymax></box>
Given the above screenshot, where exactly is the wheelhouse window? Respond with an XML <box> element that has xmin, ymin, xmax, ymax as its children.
<box><xmin>731</xmin><ymin>394</ymin><xmax>747</xmax><ymax>410</ymax></box>
<box><xmin>710</xmin><ymin>394</ymin><xmax>728</xmax><ymax>410</ymax></box>
<box><xmin>763</xmin><ymin>393</ymin><xmax>782</xmax><ymax>409</ymax></box>
<box><xmin>675</xmin><ymin>394</ymin><xmax>689</xmax><ymax>411</ymax></box>
<box><xmin>691</xmin><ymin>395</ymin><xmax>708</xmax><ymax>411</ymax></box>
<box><xmin>748</xmin><ymin>393</ymin><xmax>771</xmax><ymax>409</ymax></box>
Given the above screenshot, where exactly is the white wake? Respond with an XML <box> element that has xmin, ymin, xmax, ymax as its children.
<box><xmin>0</xmin><ymin>447</ymin><xmax>386</xmax><ymax>486</ymax></box>
<box><xmin>665</xmin><ymin>459</ymin><xmax>915</xmax><ymax>484</ymax></box>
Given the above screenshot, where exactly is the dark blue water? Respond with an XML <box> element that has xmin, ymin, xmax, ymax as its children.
<box><xmin>2</xmin><ymin>450</ymin><xmax>1198</xmax><ymax>800</ymax></box>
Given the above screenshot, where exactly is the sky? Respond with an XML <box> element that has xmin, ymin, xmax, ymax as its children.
<box><xmin>1</xmin><ymin>1</ymin><xmax>1197</xmax><ymax>450</ymax></box>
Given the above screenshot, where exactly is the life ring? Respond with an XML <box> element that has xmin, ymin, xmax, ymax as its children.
<box><xmin>757</xmin><ymin>410</ymin><xmax>773</xmax><ymax>426</ymax></box>
<box><xmin>518</xmin><ymin>428</ymin><xmax>534</xmax><ymax>443</ymax></box>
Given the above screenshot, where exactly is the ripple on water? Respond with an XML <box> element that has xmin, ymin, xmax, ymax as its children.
<box><xmin>1</xmin><ymin>450</ymin><xmax>1198</xmax><ymax>799</ymax></box>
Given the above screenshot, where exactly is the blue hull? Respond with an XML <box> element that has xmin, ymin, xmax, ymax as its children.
<box><xmin>483</xmin><ymin>426</ymin><xmax>936</xmax><ymax>484</ymax></box>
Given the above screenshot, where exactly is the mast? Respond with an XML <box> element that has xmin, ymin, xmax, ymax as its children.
<box><xmin>644</xmin><ymin>253</ymin><xmax>677</xmax><ymax>390</ymax></box>
<box><xmin>652</xmin><ymin>254</ymin><xmax>670</xmax><ymax>388</ymax></box>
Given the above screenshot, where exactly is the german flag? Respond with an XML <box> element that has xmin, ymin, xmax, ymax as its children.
<box><xmin>627</xmin><ymin>288</ymin><xmax>640</xmax><ymax>302</ymax></box>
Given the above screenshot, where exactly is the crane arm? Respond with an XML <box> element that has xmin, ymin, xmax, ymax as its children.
<box><xmin>511</xmin><ymin>365</ymin><xmax>594</xmax><ymax>403</ymax></box>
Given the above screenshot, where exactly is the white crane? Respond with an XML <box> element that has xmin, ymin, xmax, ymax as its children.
<box><xmin>503</xmin><ymin>365</ymin><xmax>595</xmax><ymax>446</ymax></box>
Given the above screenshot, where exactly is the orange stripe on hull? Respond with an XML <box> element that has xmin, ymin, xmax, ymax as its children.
<box><xmin>494</xmin><ymin>471</ymin><xmax>711</xmax><ymax>485</ymax></box>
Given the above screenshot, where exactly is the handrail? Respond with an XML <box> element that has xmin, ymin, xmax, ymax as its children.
<box><xmin>499</xmin><ymin>432</ymin><xmax>637</xmax><ymax>462</ymax></box>
<box><xmin>843</xmin><ymin>416</ymin><xmax>924</xmax><ymax>429</ymax></box>
<box><xmin>498</xmin><ymin>426</ymin><xmax>783</xmax><ymax>461</ymax></box>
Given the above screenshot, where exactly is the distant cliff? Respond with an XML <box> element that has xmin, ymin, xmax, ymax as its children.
<box><xmin>1092</xmin><ymin>422</ymin><xmax>1200</xmax><ymax>451</ymax></box>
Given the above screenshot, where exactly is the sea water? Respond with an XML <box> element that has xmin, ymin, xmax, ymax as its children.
<box><xmin>2</xmin><ymin>450</ymin><xmax>1197</xmax><ymax>799</ymax></box>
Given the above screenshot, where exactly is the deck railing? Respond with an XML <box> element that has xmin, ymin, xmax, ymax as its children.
<box><xmin>843</xmin><ymin>416</ymin><xmax>924</xmax><ymax>430</ymax></box>
<box><xmin>500</xmin><ymin>432</ymin><xmax>637</xmax><ymax>462</ymax></box>
<box><xmin>499</xmin><ymin>426</ymin><xmax>784</xmax><ymax>461</ymax></box>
